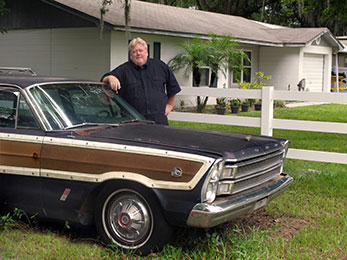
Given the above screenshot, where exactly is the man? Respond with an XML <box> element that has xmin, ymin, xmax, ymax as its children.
<box><xmin>101</xmin><ymin>37</ymin><xmax>181</xmax><ymax>125</ymax></box>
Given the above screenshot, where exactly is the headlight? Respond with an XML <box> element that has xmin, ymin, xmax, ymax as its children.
<box><xmin>205</xmin><ymin>182</ymin><xmax>218</xmax><ymax>203</ymax></box>
<box><xmin>280</xmin><ymin>140</ymin><xmax>290</xmax><ymax>172</ymax></box>
<box><xmin>281</xmin><ymin>140</ymin><xmax>290</xmax><ymax>158</ymax></box>
<box><xmin>202</xmin><ymin>160</ymin><xmax>223</xmax><ymax>203</ymax></box>
<box><xmin>220</xmin><ymin>165</ymin><xmax>237</xmax><ymax>179</ymax></box>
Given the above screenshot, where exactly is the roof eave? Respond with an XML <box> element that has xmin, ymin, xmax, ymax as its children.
<box><xmin>40</xmin><ymin>0</ymin><xmax>113</xmax><ymax>29</ymax></box>
<box><xmin>306</xmin><ymin>31</ymin><xmax>344</xmax><ymax>51</ymax></box>
<box><xmin>112</xmin><ymin>26</ymin><xmax>307</xmax><ymax>48</ymax></box>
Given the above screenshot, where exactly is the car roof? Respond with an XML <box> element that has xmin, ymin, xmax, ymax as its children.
<box><xmin>0</xmin><ymin>75</ymin><xmax>99</xmax><ymax>89</ymax></box>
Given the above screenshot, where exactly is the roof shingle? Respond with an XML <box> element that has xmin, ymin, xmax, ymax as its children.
<box><xmin>51</xmin><ymin>0</ymin><xmax>338</xmax><ymax>47</ymax></box>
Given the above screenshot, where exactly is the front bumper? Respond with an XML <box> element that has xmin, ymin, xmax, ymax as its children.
<box><xmin>186</xmin><ymin>174</ymin><xmax>293</xmax><ymax>228</ymax></box>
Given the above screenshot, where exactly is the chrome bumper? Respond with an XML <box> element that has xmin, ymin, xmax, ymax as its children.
<box><xmin>186</xmin><ymin>174</ymin><xmax>293</xmax><ymax>228</ymax></box>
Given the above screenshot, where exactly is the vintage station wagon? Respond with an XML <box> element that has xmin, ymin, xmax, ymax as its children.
<box><xmin>0</xmin><ymin>73</ymin><xmax>293</xmax><ymax>254</ymax></box>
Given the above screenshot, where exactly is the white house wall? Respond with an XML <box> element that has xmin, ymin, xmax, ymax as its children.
<box><xmin>51</xmin><ymin>28</ymin><xmax>110</xmax><ymax>80</ymax></box>
<box><xmin>0</xmin><ymin>27</ymin><xmax>110</xmax><ymax>81</ymax></box>
<box><xmin>259</xmin><ymin>47</ymin><xmax>299</xmax><ymax>91</ymax></box>
<box><xmin>0</xmin><ymin>29</ymin><xmax>51</xmax><ymax>74</ymax></box>
<box><xmin>109</xmin><ymin>31</ymin><xmax>128</xmax><ymax>70</ymax></box>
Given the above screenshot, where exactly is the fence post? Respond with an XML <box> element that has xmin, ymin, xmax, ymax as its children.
<box><xmin>261</xmin><ymin>86</ymin><xmax>274</xmax><ymax>136</ymax></box>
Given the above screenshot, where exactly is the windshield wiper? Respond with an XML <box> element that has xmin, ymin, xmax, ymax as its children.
<box><xmin>119</xmin><ymin>119</ymin><xmax>154</xmax><ymax>124</ymax></box>
<box><xmin>63</xmin><ymin>122</ymin><xmax>119</xmax><ymax>130</ymax></box>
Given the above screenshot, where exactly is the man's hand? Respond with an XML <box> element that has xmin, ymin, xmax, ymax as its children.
<box><xmin>165</xmin><ymin>103</ymin><xmax>174</xmax><ymax>116</ymax></box>
<box><xmin>103</xmin><ymin>75</ymin><xmax>121</xmax><ymax>91</ymax></box>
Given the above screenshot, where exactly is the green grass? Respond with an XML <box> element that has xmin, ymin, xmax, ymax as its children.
<box><xmin>181</xmin><ymin>103</ymin><xmax>347</xmax><ymax>123</ymax></box>
<box><xmin>1</xmin><ymin>104</ymin><xmax>346</xmax><ymax>259</ymax></box>
<box><xmin>1</xmin><ymin>161</ymin><xmax>346</xmax><ymax>259</ymax></box>
<box><xmin>170</xmin><ymin>104</ymin><xmax>347</xmax><ymax>153</ymax></box>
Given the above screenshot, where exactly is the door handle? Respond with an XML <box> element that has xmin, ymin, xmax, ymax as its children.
<box><xmin>32</xmin><ymin>152</ymin><xmax>39</xmax><ymax>160</ymax></box>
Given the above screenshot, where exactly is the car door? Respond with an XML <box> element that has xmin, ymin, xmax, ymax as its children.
<box><xmin>0</xmin><ymin>85</ymin><xmax>45</xmax><ymax>215</ymax></box>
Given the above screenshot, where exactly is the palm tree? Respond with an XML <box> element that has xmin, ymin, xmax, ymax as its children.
<box><xmin>168</xmin><ymin>38</ymin><xmax>209</xmax><ymax>112</ymax></box>
<box><xmin>204</xmin><ymin>34</ymin><xmax>247</xmax><ymax>87</ymax></box>
<box><xmin>168</xmin><ymin>37</ymin><xmax>207</xmax><ymax>87</ymax></box>
<box><xmin>169</xmin><ymin>34</ymin><xmax>248</xmax><ymax>88</ymax></box>
<box><xmin>169</xmin><ymin>34</ymin><xmax>248</xmax><ymax>112</ymax></box>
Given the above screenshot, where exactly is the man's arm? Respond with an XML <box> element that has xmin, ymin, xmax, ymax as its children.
<box><xmin>165</xmin><ymin>94</ymin><xmax>176</xmax><ymax>116</ymax></box>
<box><xmin>102</xmin><ymin>75</ymin><xmax>122</xmax><ymax>91</ymax></box>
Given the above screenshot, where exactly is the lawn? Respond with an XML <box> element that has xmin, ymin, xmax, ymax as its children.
<box><xmin>1</xmin><ymin>104</ymin><xmax>346</xmax><ymax>259</ymax></box>
<box><xmin>171</xmin><ymin>103</ymin><xmax>347</xmax><ymax>153</ymax></box>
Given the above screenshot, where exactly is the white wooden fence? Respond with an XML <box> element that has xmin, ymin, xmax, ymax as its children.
<box><xmin>168</xmin><ymin>87</ymin><xmax>347</xmax><ymax>165</ymax></box>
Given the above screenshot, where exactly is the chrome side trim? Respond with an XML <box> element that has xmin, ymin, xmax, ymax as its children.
<box><xmin>187</xmin><ymin>174</ymin><xmax>293</xmax><ymax>228</ymax></box>
<box><xmin>0</xmin><ymin>133</ymin><xmax>215</xmax><ymax>190</ymax></box>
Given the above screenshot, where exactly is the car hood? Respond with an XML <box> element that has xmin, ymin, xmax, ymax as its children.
<box><xmin>71</xmin><ymin>123</ymin><xmax>286</xmax><ymax>160</ymax></box>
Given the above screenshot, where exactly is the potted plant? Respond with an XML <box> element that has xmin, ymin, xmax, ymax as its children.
<box><xmin>247</xmin><ymin>98</ymin><xmax>256</xmax><ymax>107</ymax></box>
<box><xmin>254</xmin><ymin>100</ymin><xmax>262</xmax><ymax>111</ymax></box>
<box><xmin>229</xmin><ymin>98</ymin><xmax>241</xmax><ymax>113</ymax></box>
<box><xmin>241</xmin><ymin>100</ymin><xmax>250</xmax><ymax>112</ymax></box>
<box><xmin>215</xmin><ymin>97</ymin><xmax>226</xmax><ymax>115</ymax></box>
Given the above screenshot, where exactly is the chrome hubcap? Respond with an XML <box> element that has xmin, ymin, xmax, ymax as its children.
<box><xmin>108</xmin><ymin>193</ymin><xmax>151</xmax><ymax>245</ymax></box>
<box><xmin>118</xmin><ymin>212</ymin><xmax>130</xmax><ymax>227</ymax></box>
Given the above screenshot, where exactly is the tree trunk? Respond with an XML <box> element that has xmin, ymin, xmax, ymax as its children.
<box><xmin>209</xmin><ymin>71</ymin><xmax>217</xmax><ymax>88</ymax></box>
<box><xmin>193</xmin><ymin>66</ymin><xmax>201</xmax><ymax>87</ymax></box>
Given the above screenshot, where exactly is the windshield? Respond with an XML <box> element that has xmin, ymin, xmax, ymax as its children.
<box><xmin>29</xmin><ymin>83</ymin><xmax>145</xmax><ymax>130</ymax></box>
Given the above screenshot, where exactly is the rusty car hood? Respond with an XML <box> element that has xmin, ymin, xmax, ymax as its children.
<box><xmin>69</xmin><ymin>123</ymin><xmax>286</xmax><ymax>160</ymax></box>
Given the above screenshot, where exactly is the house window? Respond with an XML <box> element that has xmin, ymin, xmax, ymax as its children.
<box><xmin>193</xmin><ymin>67</ymin><xmax>210</xmax><ymax>87</ymax></box>
<box><xmin>154</xmin><ymin>42</ymin><xmax>161</xmax><ymax>59</ymax></box>
<box><xmin>233</xmin><ymin>51</ymin><xmax>252</xmax><ymax>83</ymax></box>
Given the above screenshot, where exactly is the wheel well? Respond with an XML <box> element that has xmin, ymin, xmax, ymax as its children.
<box><xmin>80</xmin><ymin>179</ymin><xmax>162</xmax><ymax>220</ymax></box>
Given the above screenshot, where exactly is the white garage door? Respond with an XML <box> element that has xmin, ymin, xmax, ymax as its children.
<box><xmin>303</xmin><ymin>53</ymin><xmax>324</xmax><ymax>92</ymax></box>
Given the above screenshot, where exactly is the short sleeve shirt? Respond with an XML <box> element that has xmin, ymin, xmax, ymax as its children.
<box><xmin>102</xmin><ymin>58</ymin><xmax>181</xmax><ymax>125</ymax></box>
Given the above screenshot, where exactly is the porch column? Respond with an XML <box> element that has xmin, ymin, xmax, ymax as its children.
<box><xmin>335</xmin><ymin>52</ymin><xmax>340</xmax><ymax>93</ymax></box>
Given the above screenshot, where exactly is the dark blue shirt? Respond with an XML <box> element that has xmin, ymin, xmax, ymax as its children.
<box><xmin>102</xmin><ymin>58</ymin><xmax>181</xmax><ymax>125</ymax></box>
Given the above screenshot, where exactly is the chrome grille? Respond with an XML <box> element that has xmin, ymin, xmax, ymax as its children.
<box><xmin>217</xmin><ymin>149</ymin><xmax>285</xmax><ymax>196</ymax></box>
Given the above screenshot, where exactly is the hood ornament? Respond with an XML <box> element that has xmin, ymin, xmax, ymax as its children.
<box><xmin>171</xmin><ymin>167</ymin><xmax>183</xmax><ymax>178</ymax></box>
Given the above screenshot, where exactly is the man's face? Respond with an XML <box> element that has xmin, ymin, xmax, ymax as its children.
<box><xmin>130</xmin><ymin>43</ymin><xmax>148</xmax><ymax>67</ymax></box>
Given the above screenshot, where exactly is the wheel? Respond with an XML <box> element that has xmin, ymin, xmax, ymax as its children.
<box><xmin>95</xmin><ymin>183</ymin><xmax>173</xmax><ymax>255</ymax></box>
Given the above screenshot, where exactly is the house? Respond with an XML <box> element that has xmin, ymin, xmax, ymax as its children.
<box><xmin>335</xmin><ymin>36</ymin><xmax>347</xmax><ymax>71</ymax></box>
<box><xmin>0</xmin><ymin>0</ymin><xmax>344</xmax><ymax>93</ymax></box>
<box><xmin>332</xmin><ymin>36</ymin><xmax>347</xmax><ymax>91</ymax></box>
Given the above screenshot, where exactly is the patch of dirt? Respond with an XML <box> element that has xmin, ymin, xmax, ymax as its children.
<box><xmin>219</xmin><ymin>208</ymin><xmax>311</xmax><ymax>240</ymax></box>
